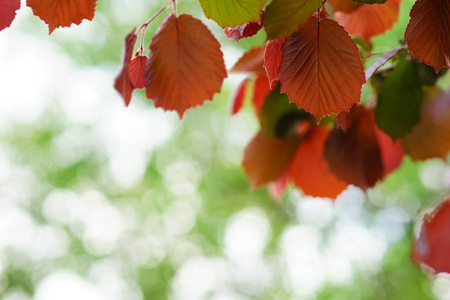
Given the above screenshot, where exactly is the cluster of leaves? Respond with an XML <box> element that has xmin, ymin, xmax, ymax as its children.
<box><xmin>1</xmin><ymin>0</ymin><xmax>450</xmax><ymax>278</ymax></box>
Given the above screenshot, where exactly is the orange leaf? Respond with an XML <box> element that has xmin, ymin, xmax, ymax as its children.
<box><xmin>402</xmin><ymin>90</ymin><xmax>450</xmax><ymax>161</ymax></box>
<box><xmin>231</xmin><ymin>46</ymin><xmax>265</xmax><ymax>73</ymax></box>
<box><xmin>412</xmin><ymin>199</ymin><xmax>450</xmax><ymax>274</ymax></box>
<box><xmin>405</xmin><ymin>0</ymin><xmax>450</xmax><ymax>73</ymax></box>
<box><xmin>114</xmin><ymin>29</ymin><xmax>138</xmax><ymax>106</ymax></box>
<box><xmin>145</xmin><ymin>14</ymin><xmax>227</xmax><ymax>117</ymax></box>
<box><xmin>27</xmin><ymin>0</ymin><xmax>98</xmax><ymax>33</ymax></box>
<box><xmin>278</xmin><ymin>16</ymin><xmax>365</xmax><ymax>121</ymax></box>
<box><xmin>129</xmin><ymin>56</ymin><xmax>148</xmax><ymax>89</ymax></box>
<box><xmin>334</xmin><ymin>0</ymin><xmax>400</xmax><ymax>42</ymax></box>
<box><xmin>268</xmin><ymin>171</ymin><xmax>290</xmax><ymax>201</ymax></box>
<box><xmin>324</xmin><ymin>105</ymin><xmax>383</xmax><ymax>190</ymax></box>
<box><xmin>328</xmin><ymin>0</ymin><xmax>362</xmax><ymax>13</ymax></box>
<box><xmin>242</xmin><ymin>132</ymin><xmax>301</xmax><ymax>188</ymax></box>
<box><xmin>290</xmin><ymin>126</ymin><xmax>348</xmax><ymax>198</ymax></box>
<box><xmin>264</xmin><ymin>38</ymin><xmax>286</xmax><ymax>85</ymax></box>
<box><xmin>0</xmin><ymin>0</ymin><xmax>20</xmax><ymax>31</ymax></box>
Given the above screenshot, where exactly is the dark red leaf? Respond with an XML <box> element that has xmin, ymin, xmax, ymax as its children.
<box><xmin>145</xmin><ymin>14</ymin><xmax>227</xmax><ymax>117</ymax></box>
<box><xmin>129</xmin><ymin>55</ymin><xmax>148</xmax><ymax>89</ymax></box>
<box><xmin>224</xmin><ymin>19</ymin><xmax>262</xmax><ymax>42</ymax></box>
<box><xmin>405</xmin><ymin>0</ymin><xmax>450</xmax><ymax>73</ymax></box>
<box><xmin>325</xmin><ymin>105</ymin><xmax>383</xmax><ymax>190</ymax></box>
<box><xmin>114</xmin><ymin>28</ymin><xmax>138</xmax><ymax>106</ymax></box>
<box><xmin>0</xmin><ymin>0</ymin><xmax>20</xmax><ymax>31</ymax></box>
<box><xmin>413</xmin><ymin>199</ymin><xmax>450</xmax><ymax>274</ymax></box>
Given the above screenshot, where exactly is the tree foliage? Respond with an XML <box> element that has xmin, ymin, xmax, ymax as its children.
<box><xmin>1</xmin><ymin>0</ymin><xmax>450</xmax><ymax>277</ymax></box>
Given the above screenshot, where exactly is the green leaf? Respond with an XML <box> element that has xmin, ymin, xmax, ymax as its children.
<box><xmin>375</xmin><ymin>58</ymin><xmax>423</xmax><ymax>140</ymax></box>
<box><xmin>351</xmin><ymin>0</ymin><xmax>387</xmax><ymax>3</ymax></box>
<box><xmin>263</xmin><ymin>0</ymin><xmax>322</xmax><ymax>39</ymax></box>
<box><xmin>198</xmin><ymin>0</ymin><xmax>266</xmax><ymax>28</ymax></box>
<box><xmin>260</xmin><ymin>84</ymin><xmax>311</xmax><ymax>137</ymax></box>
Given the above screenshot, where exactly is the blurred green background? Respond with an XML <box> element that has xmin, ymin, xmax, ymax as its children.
<box><xmin>0</xmin><ymin>0</ymin><xmax>450</xmax><ymax>299</ymax></box>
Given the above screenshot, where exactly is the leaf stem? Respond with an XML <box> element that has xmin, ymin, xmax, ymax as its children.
<box><xmin>137</xmin><ymin>0</ymin><xmax>172</xmax><ymax>35</ymax></box>
<box><xmin>172</xmin><ymin>0</ymin><xmax>177</xmax><ymax>17</ymax></box>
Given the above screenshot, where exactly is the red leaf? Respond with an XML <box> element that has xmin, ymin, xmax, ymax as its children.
<box><xmin>231</xmin><ymin>78</ymin><xmax>247</xmax><ymax>115</ymax></box>
<box><xmin>0</xmin><ymin>0</ymin><xmax>20</xmax><ymax>31</ymax></box>
<box><xmin>230</xmin><ymin>73</ymin><xmax>271</xmax><ymax>115</ymax></box>
<box><xmin>224</xmin><ymin>18</ymin><xmax>262</xmax><ymax>42</ymax></box>
<box><xmin>145</xmin><ymin>14</ymin><xmax>227</xmax><ymax>117</ymax></box>
<box><xmin>114</xmin><ymin>29</ymin><xmax>138</xmax><ymax>106</ymax></box>
<box><xmin>402</xmin><ymin>90</ymin><xmax>450</xmax><ymax>161</ymax></box>
<box><xmin>231</xmin><ymin>46</ymin><xmax>265</xmax><ymax>73</ymax></box>
<box><xmin>324</xmin><ymin>105</ymin><xmax>384</xmax><ymax>190</ymax></box>
<box><xmin>264</xmin><ymin>38</ymin><xmax>286</xmax><ymax>85</ymax></box>
<box><xmin>374</xmin><ymin>126</ymin><xmax>404</xmax><ymax>176</ymax></box>
<box><xmin>412</xmin><ymin>199</ymin><xmax>450</xmax><ymax>274</ymax></box>
<box><xmin>129</xmin><ymin>55</ymin><xmax>148</xmax><ymax>89</ymax></box>
<box><xmin>334</xmin><ymin>0</ymin><xmax>400</xmax><ymax>42</ymax></box>
<box><xmin>290</xmin><ymin>126</ymin><xmax>348</xmax><ymax>198</ymax></box>
<box><xmin>278</xmin><ymin>16</ymin><xmax>365</xmax><ymax>121</ymax></box>
<box><xmin>252</xmin><ymin>73</ymin><xmax>272</xmax><ymax>112</ymax></box>
<box><xmin>405</xmin><ymin>0</ymin><xmax>450</xmax><ymax>73</ymax></box>
<box><xmin>27</xmin><ymin>0</ymin><xmax>98</xmax><ymax>33</ymax></box>
<box><xmin>328</xmin><ymin>0</ymin><xmax>362</xmax><ymax>13</ymax></box>
<box><xmin>242</xmin><ymin>132</ymin><xmax>301</xmax><ymax>188</ymax></box>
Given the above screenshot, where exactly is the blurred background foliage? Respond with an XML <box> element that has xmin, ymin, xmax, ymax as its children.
<box><xmin>0</xmin><ymin>0</ymin><xmax>450</xmax><ymax>299</ymax></box>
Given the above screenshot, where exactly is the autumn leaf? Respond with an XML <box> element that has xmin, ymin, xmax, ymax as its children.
<box><xmin>230</xmin><ymin>73</ymin><xmax>270</xmax><ymax>115</ymax></box>
<box><xmin>114</xmin><ymin>29</ymin><xmax>138</xmax><ymax>106</ymax></box>
<box><xmin>328</xmin><ymin>0</ymin><xmax>362</xmax><ymax>13</ymax></box>
<box><xmin>412</xmin><ymin>199</ymin><xmax>450</xmax><ymax>274</ymax></box>
<box><xmin>405</xmin><ymin>0</ymin><xmax>450</xmax><ymax>73</ymax></box>
<box><xmin>27</xmin><ymin>0</ymin><xmax>98</xmax><ymax>33</ymax></box>
<box><xmin>325</xmin><ymin>105</ymin><xmax>403</xmax><ymax>189</ymax></box>
<box><xmin>231</xmin><ymin>79</ymin><xmax>247</xmax><ymax>115</ymax></box>
<box><xmin>402</xmin><ymin>89</ymin><xmax>450</xmax><ymax>161</ymax></box>
<box><xmin>224</xmin><ymin>17</ymin><xmax>262</xmax><ymax>42</ymax></box>
<box><xmin>334</xmin><ymin>0</ymin><xmax>400</xmax><ymax>41</ymax></box>
<box><xmin>242</xmin><ymin>132</ymin><xmax>301</xmax><ymax>188</ymax></box>
<box><xmin>263</xmin><ymin>0</ymin><xmax>322</xmax><ymax>39</ymax></box>
<box><xmin>145</xmin><ymin>14</ymin><xmax>226</xmax><ymax>117</ymax></box>
<box><xmin>375</xmin><ymin>58</ymin><xmax>423</xmax><ymax>140</ymax></box>
<box><xmin>290</xmin><ymin>126</ymin><xmax>348</xmax><ymax>198</ymax></box>
<box><xmin>129</xmin><ymin>56</ymin><xmax>148</xmax><ymax>89</ymax></box>
<box><xmin>199</xmin><ymin>0</ymin><xmax>266</xmax><ymax>28</ymax></box>
<box><xmin>264</xmin><ymin>38</ymin><xmax>286</xmax><ymax>85</ymax></box>
<box><xmin>278</xmin><ymin>16</ymin><xmax>365</xmax><ymax>122</ymax></box>
<box><xmin>374</xmin><ymin>125</ymin><xmax>404</xmax><ymax>177</ymax></box>
<box><xmin>231</xmin><ymin>46</ymin><xmax>265</xmax><ymax>73</ymax></box>
<box><xmin>0</xmin><ymin>0</ymin><xmax>20</xmax><ymax>31</ymax></box>
<box><xmin>324</xmin><ymin>106</ymin><xmax>383</xmax><ymax>189</ymax></box>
